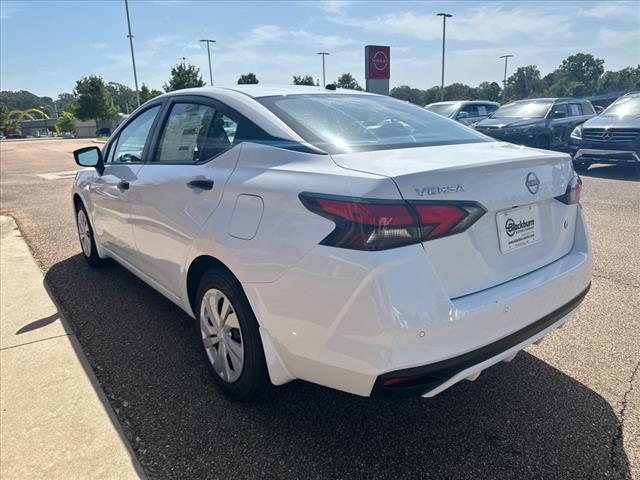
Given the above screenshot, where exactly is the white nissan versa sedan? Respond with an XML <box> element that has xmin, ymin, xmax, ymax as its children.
<box><xmin>72</xmin><ymin>86</ymin><xmax>591</xmax><ymax>400</ymax></box>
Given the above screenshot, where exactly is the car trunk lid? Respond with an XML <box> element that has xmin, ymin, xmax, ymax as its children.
<box><xmin>330</xmin><ymin>142</ymin><xmax>577</xmax><ymax>298</ymax></box>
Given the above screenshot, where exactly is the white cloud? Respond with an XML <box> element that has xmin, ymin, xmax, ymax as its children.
<box><xmin>332</xmin><ymin>4</ymin><xmax>573</xmax><ymax>44</ymax></box>
<box><xmin>595</xmin><ymin>28</ymin><xmax>640</xmax><ymax>49</ymax></box>
<box><xmin>322</xmin><ymin>1</ymin><xmax>352</xmax><ymax>15</ymax></box>
<box><xmin>578</xmin><ymin>1</ymin><xmax>639</xmax><ymax>19</ymax></box>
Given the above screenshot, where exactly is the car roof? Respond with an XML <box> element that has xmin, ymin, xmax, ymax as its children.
<box><xmin>162</xmin><ymin>85</ymin><xmax>374</xmax><ymax>99</ymax></box>
<box><xmin>511</xmin><ymin>97</ymin><xmax>588</xmax><ymax>104</ymax></box>
<box><xmin>427</xmin><ymin>100</ymin><xmax>499</xmax><ymax>106</ymax></box>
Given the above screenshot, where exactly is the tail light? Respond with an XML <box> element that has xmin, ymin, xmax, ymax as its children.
<box><xmin>299</xmin><ymin>193</ymin><xmax>486</xmax><ymax>251</ymax></box>
<box><xmin>555</xmin><ymin>175</ymin><xmax>582</xmax><ymax>205</ymax></box>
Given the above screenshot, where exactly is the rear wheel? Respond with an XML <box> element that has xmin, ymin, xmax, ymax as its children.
<box><xmin>196</xmin><ymin>269</ymin><xmax>269</xmax><ymax>400</ymax></box>
<box><xmin>76</xmin><ymin>205</ymin><xmax>109</xmax><ymax>267</ymax></box>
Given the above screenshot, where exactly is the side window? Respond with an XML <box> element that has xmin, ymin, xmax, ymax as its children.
<box><xmin>486</xmin><ymin>104</ymin><xmax>499</xmax><ymax>115</ymax></box>
<box><xmin>582</xmin><ymin>102</ymin><xmax>595</xmax><ymax>115</ymax></box>
<box><xmin>458</xmin><ymin>105</ymin><xmax>476</xmax><ymax>119</ymax></box>
<box><xmin>153</xmin><ymin>103</ymin><xmax>239</xmax><ymax>164</ymax></box>
<box><xmin>568</xmin><ymin>104</ymin><xmax>582</xmax><ymax>116</ymax></box>
<box><xmin>476</xmin><ymin>105</ymin><xmax>489</xmax><ymax>117</ymax></box>
<box><xmin>551</xmin><ymin>104</ymin><xmax>568</xmax><ymax>118</ymax></box>
<box><xmin>109</xmin><ymin>106</ymin><xmax>160</xmax><ymax>163</ymax></box>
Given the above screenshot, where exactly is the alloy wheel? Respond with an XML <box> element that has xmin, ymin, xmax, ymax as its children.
<box><xmin>77</xmin><ymin>209</ymin><xmax>92</xmax><ymax>257</ymax></box>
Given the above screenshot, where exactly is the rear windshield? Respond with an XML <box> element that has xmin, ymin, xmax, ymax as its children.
<box><xmin>603</xmin><ymin>96</ymin><xmax>640</xmax><ymax>116</ymax></box>
<box><xmin>491</xmin><ymin>101</ymin><xmax>552</xmax><ymax>118</ymax></box>
<box><xmin>257</xmin><ymin>94</ymin><xmax>489</xmax><ymax>154</ymax></box>
<box><xmin>425</xmin><ymin>103</ymin><xmax>457</xmax><ymax>117</ymax></box>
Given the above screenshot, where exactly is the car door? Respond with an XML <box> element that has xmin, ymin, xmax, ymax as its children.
<box><xmin>548</xmin><ymin>103</ymin><xmax>573</xmax><ymax>149</ymax></box>
<box><xmin>90</xmin><ymin>105</ymin><xmax>161</xmax><ymax>264</ymax></box>
<box><xmin>128</xmin><ymin>97</ymin><xmax>242</xmax><ymax>297</ymax></box>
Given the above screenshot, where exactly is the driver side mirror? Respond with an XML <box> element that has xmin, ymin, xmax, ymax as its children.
<box><xmin>73</xmin><ymin>146</ymin><xmax>104</xmax><ymax>174</ymax></box>
<box><xmin>594</xmin><ymin>105</ymin><xmax>604</xmax><ymax>114</ymax></box>
<box><xmin>552</xmin><ymin>110</ymin><xmax>568</xmax><ymax>119</ymax></box>
<box><xmin>457</xmin><ymin>111</ymin><xmax>470</xmax><ymax>120</ymax></box>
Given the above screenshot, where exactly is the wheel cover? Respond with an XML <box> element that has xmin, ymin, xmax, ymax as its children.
<box><xmin>77</xmin><ymin>210</ymin><xmax>92</xmax><ymax>257</ymax></box>
<box><xmin>200</xmin><ymin>289</ymin><xmax>245</xmax><ymax>383</ymax></box>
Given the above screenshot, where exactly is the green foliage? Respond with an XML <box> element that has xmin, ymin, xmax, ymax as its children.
<box><xmin>0</xmin><ymin>90</ymin><xmax>54</xmax><ymax>112</ymax></box>
<box><xmin>476</xmin><ymin>82</ymin><xmax>502</xmax><ymax>102</ymax></box>
<box><xmin>506</xmin><ymin>65</ymin><xmax>544</xmax><ymax>100</ymax></box>
<box><xmin>335</xmin><ymin>73</ymin><xmax>362</xmax><ymax>90</ymax></box>
<box><xmin>139</xmin><ymin>84</ymin><xmax>163</xmax><ymax>103</ymax></box>
<box><xmin>596</xmin><ymin>66</ymin><xmax>640</xmax><ymax>94</ymax></box>
<box><xmin>56</xmin><ymin>111</ymin><xmax>76</xmax><ymax>133</ymax></box>
<box><xmin>107</xmin><ymin>82</ymin><xmax>137</xmax><ymax>114</ymax></box>
<box><xmin>556</xmin><ymin>53</ymin><xmax>604</xmax><ymax>92</ymax></box>
<box><xmin>163</xmin><ymin>63</ymin><xmax>205</xmax><ymax>92</ymax></box>
<box><xmin>55</xmin><ymin>93</ymin><xmax>77</xmax><ymax>115</ymax></box>
<box><xmin>292</xmin><ymin>75</ymin><xmax>316</xmax><ymax>86</ymax></box>
<box><xmin>74</xmin><ymin>75</ymin><xmax>119</xmax><ymax>122</ymax></box>
<box><xmin>237</xmin><ymin>73</ymin><xmax>259</xmax><ymax>84</ymax></box>
<box><xmin>443</xmin><ymin>83</ymin><xmax>477</xmax><ymax>100</ymax></box>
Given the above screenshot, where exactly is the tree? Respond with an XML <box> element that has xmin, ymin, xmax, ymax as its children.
<box><xmin>237</xmin><ymin>73</ymin><xmax>259</xmax><ymax>84</ymax></box>
<box><xmin>443</xmin><ymin>83</ymin><xmax>477</xmax><ymax>101</ymax></box>
<box><xmin>139</xmin><ymin>83</ymin><xmax>163</xmax><ymax>103</ymax></box>
<box><xmin>106</xmin><ymin>82</ymin><xmax>137</xmax><ymax>114</ymax></box>
<box><xmin>55</xmin><ymin>93</ymin><xmax>77</xmax><ymax>115</ymax></box>
<box><xmin>556</xmin><ymin>53</ymin><xmax>604</xmax><ymax>92</ymax></box>
<box><xmin>507</xmin><ymin>65</ymin><xmax>544</xmax><ymax>100</ymax></box>
<box><xmin>476</xmin><ymin>81</ymin><xmax>502</xmax><ymax>102</ymax></box>
<box><xmin>56</xmin><ymin>111</ymin><xmax>76</xmax><ymax>133</ymax></box>
<box><xmin>163</xmin><ymin>63</ymin><xmax>205</xmax><ymax>92</ymax></box>
<box><xmin>596</xmin><ymin>66</ymin><xmax>640</xmax><ymax>94</ymax></box>
<box><xmin>335</xmin><ymin>73</ymin><xmax>362</xmax><ymax>90</ymax></box>
<box><xmin>73</xmin><ymin>75</ymin><xmax>119</xmax><ymax>123</ymax></box>
<box><xmin>390</xmin><ymin>85</ymin><xmax>426</xmax><ymax>105</ymax></box>
<box><xmin>292</xmin><ymin>75</ymin><xmax>316</xmax><ymax>86</ymax></box>
<box><xmin>0</xmin><ymin>90</ymin><xmax>54</xmax><ymax>112</ymax></box>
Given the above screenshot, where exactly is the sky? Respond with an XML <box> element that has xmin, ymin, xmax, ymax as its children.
<box><xmin>1</xmin><ymin>0</ymin><xmax>639</xmax><ymax>99</ymax></box>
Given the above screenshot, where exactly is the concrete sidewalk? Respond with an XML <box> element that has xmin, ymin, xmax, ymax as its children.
<box><xmin>0</xmin><ymin>216</ymin><xmax>144</xmax><ymax>479</ymax></box>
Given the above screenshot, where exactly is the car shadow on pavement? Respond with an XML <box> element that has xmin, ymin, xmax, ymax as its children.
<box><xmin>44</xmin><ymin>254</ymin><xmax>630</xmax><ymax>480</ymax></box>
<box><xmin>581</xmin><ymin>163</ymin><xmax>639</xmax><ymax>181</ymax></box>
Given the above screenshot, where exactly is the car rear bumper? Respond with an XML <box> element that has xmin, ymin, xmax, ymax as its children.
<box><xmin>573</xmin><ymin>148</ymin><xmax>639</xmax><ymax>164</ymax></box>
<box><xmin>247</xmin><ymin>207</ymin><xmax>592</xmax><ymax>397</ymax></box>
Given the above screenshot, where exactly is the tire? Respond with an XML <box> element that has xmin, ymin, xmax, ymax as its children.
<box><xmin>195</xmin><ymin>269</ymin><xmax>269</xmax><ymax>400</ymax></box>
<box><xmin>535</xmin><ymin>135</ymin><xmax>551</xmax><ymax>150</ymax></box>
<box><xmin>75</xmin><ymin>204</ymin><xmax>110</xmax><ymax>267</ymax></box>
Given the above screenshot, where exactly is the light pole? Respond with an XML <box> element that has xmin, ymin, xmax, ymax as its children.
<box><xmin>200</xmin><ymin>39</ymin><xmax>216</xmax><ymax>86</ymax></box>
<box><xmin>40</xmin><ymin>106</ymin><xmax>48</xmax><ymax>137</ymax></box>
<box><xmin>437</xmin><ymin>13</ymin><xmax>452</xmax><ymax>102</ymax></box>
<box><xmin>124</xmin><ymin>0</ymin><xmax>140</xmax><ymax>107</ymax></box>
<box><xmin>317</xmin><ymin>52</ymin><xmax>330</xmax><ymax>87</ymax></box>
<box><xmin>500</xmin><ymin>54</ymin><xmax>514</xmax><ymax>103</ymax></box>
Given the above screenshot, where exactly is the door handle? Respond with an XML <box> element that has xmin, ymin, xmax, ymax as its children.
<box><xmin>187</xmin><ymin>179</ymin><xmax>214</xmax><ymax>190</ymax></box>
<box><xmin>117</xmin><ymin>180</ymin><xmax>130</xmax><ymax>191</ymax></box>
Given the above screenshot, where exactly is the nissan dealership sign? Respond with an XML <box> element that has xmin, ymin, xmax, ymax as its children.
<box><xmin>365</xmin><ymin>45</ymin><xmax>390</xmax><ymax>94</ymax></box>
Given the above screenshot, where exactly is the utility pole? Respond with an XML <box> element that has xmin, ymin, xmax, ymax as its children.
<box><xmin>500</xmin><ymin>54</ymin><xmax>514</xmax><ymax>103</ymax></box>
<box><xmin>437</xmin><ymin>13</ymin><xmax>452</xmax><ymax>102</ymax></box>
<box><xmin>124</xmin><ymin>0</ymin><xmax>140</xmax><ymax>107</ymax></box>
<box><xmin>200</xmin><ymin>39</ymin><xmax>216</xmax><ymax>86</ymax></box>
<box><xmin>317</xmin><ymin>52</ymin><xmax>330</xmax><ymax>87</ymax></box>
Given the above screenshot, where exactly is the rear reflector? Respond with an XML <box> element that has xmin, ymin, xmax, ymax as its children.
<box><xmin>299</xmin><ymin>193</ymin><xmax>486</xmax><ymax>251</ymax></box>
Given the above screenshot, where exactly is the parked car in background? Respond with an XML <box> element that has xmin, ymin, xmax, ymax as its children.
<box><xmin>71</xmin><ymin>86</ymin><xmax>591</xmax><ymax>401</ymax></box>
<box><xmin>425</xmin><ymin>100</ymin><xmax>499</xmax><ymax>126</ymax></box>
<box><xmin>570</xmin><ymin>92</ymin><xmax>640</xmax><ymax>171</ymax></box>
<box><xmin>474</xmin><ymin>98</ymin><xmax>596</xmax><ymax>151</ymax></box>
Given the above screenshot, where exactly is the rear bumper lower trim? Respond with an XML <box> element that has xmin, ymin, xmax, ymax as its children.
<box><xmin>370</xmin><ymin>282</ymin><xmax>591</xmax><ymax>398</ymax></box>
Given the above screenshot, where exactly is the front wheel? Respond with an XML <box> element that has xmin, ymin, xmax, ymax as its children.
<box><xmin>76</xmin><ymin>205</ymin><xmax>109</xmax><ymax>267</ymax></box>
<box><xmin>196</xmin><ymin>269</ymin><xmax>269</xmax><ymax>400</ymax></box>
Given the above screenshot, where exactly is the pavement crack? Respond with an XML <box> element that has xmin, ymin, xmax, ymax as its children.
<box><xmin>609</xmin><ymin>359</ymin><xmax>640</xmax><ymax>480</ymax></box>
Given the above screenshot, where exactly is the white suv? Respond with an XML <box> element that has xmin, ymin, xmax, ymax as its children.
<box><xmin>72</xmin><ymin>86</ymin><xmax>591</xmax><ymax>400</ymax></box>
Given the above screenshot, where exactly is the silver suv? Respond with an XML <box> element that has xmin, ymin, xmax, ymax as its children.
<box><xmin>425</xmin><ymin>100</ymin><xmax>500</xmax><ymax>126</ymax></box>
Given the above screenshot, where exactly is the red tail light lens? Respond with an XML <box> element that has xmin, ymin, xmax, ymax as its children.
<box><xmin>555</xmin><ymin>175</ymin><xmax>582</xmax><ymax>205</ymax></box>
<box><xmin>299</xmin><ymin>193</ymin><xmax>486</xmax><ymax>251</ymax></box>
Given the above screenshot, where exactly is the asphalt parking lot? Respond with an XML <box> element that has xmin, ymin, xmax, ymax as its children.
<box><xmin>1</xmin><ymin>138</ymin><xmax>638</xmax><ymax>480</ymax></box>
